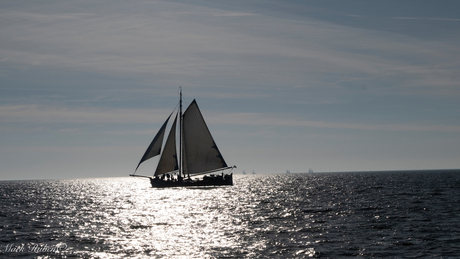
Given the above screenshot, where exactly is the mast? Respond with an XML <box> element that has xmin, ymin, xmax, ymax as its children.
<box><xmin>179</xmin><ymin>86</ymin><xmax>183</xmax><ymax>177</ymax></box>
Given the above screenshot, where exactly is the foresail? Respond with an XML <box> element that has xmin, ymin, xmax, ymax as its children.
<box><xmin>182</xmin><ymin>100</ymin><xmax>228</xmax><ymax>175</ymax></box>
<box><xmin>135</xmin><ymin>114</ymin><xmax>171</xmax><ymax>172</ymax></box>
<box><xmin>155</xmin><ymin>113</ymin><xmax>179</xmax><ymax>175</ymax></box>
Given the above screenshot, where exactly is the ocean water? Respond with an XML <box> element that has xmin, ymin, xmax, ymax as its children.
<box><xmin>1</xmin><ymin>170</ymin><xmax>460</xmax><ymax>258</ymax></box>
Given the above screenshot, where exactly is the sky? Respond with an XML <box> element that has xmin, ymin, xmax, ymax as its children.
<box><xmin>1</xmin><ymin>0</ymin><xmax>460</xmax><ymax>180</ymax></box>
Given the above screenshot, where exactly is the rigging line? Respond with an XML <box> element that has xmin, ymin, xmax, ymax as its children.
<box><xmin>172</xmin><ymin>101</ymin><xmax>180</xmax><ymax>115</ymax></box>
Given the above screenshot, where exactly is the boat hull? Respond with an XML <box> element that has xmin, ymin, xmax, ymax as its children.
<box><xmin>150</xmin><ymin>174</ymin><xmax>233</xmax><ymax>188</ymax></box>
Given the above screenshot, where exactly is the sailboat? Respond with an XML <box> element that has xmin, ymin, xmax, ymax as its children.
<box><xmin>130</xmin><ymin>88</ymin><xmax>235</xmax><ymax>187</ymax></box>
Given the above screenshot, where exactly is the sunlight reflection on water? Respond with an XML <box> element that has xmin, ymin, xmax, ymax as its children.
<box><xmin>64</xmin><ymin>177</ymin><xmax>255</xmax><ymax>258</ymax></box>
<box><xmin>60</xmin><ymin>175</ymin><xmax>309</xmax><ymax>258</ymax></box>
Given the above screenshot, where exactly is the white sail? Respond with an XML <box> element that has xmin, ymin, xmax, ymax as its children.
<box><xmin>182</xmin><ymin>100</ymin><xmax>228</xmax><ymax>175</ymax></box>
<box><xmin>154</xmin><ymin>113</ymin><xmax>179</xmax><ymax>176</ymax></box>
<box><xmin>135</xmin><ymin>114</ymin><xmax>171</xmax><ymax>172</ymax></box>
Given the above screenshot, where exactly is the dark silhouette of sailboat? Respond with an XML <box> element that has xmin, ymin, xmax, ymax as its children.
<box><xmin>130</xmin><ymin>88</ymin><xmax>235</xmax><ymax>187</ymax></box>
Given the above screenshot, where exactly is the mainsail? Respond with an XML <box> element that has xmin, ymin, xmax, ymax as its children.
<box><xmin>154</xmin><ymin>113</ymin><xmax>178</xmax><ymax>175</ymax></box>
<box><xmin>135</xmin><ymin>114</ymin><xmax>171</xmax><ymax>172</ymax></box>
<box><xmin>182</xmin><ymin>99</ymin><xmax>229</xmax><ymax>176</ymax></box>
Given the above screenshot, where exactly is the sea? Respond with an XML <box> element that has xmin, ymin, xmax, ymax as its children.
<box><xmin>1</xmin><ymin>170</ymin><xmax>460</xmax><ymax>258</ymax></box>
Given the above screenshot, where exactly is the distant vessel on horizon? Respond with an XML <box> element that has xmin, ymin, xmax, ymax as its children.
<box><xmin>286</xmin><ymin>170</ymin><xmax>291</xmax><ymax>174</ymax></box>
<box><xmin>130</xmin><ymin>88</ymin><xmax>235</xmax><ymax>187</ymax></box>
<box><xmin>252</xmin><ymin>170</ymin><xmax>256</xmax><ymax>175</ymax></box>
<box><xmin>308</xmin><ymin>168</ymin><xmax>314</xmax><ymax>173</ymax></box>
<box><xmin>242</xmin><ymin>170</ymin><xmax>246</xmax><ymax>175</ymax></box>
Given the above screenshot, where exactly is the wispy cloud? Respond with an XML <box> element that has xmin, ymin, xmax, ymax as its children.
<box><xmin>0</xmin><ymin>104</ymin><xmax>171</xmax><ymax>124</ymax></box>
<box><xmin>391</xmin><ymin>17</ymin><xmax>460</xmax><ymax>22</ymax></box>
<box><xmin>3</xmin><ymin>104</ymin><xmax>459</xmax><ymax>133</ymax></box>
<box><xmin>212</xmin><ymin>12</ymin><xmax>256</xmax><ymax>17</ymax></box>
<box><xmin>1</xmin><ymin>0</ymin><xmax>458</xmax><ymax>95</ymax></box>
<box><xmin>208</xmin><ymin>112</ymin><xmax>460</xmax><ymax>133</ymax></box>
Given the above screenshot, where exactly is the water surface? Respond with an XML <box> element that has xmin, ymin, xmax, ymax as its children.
<box><xmin>1</xmin><ymin>170</ymin><xmax>460</xmax><ymax>258</ymax></box>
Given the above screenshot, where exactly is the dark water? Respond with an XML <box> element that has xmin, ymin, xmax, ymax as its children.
<box><xmin>1</xmin><ymin>170</ymin><xmax>460</xmax><ymax>258</ymax></box>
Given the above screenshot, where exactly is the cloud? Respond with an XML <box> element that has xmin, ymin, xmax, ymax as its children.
<box><xmin>391</xmin><ymin>17</ymin><xmax>460</xmax><ymax>22</ymax></box>
<box><xmin>2</xmin><ymin>0</ymin><xmax>458</xmax><ymax>95</ymax></box>
<box><xmin>207</xmin><ymin>112</ymin><xmax>460</xmax><ymax>133</ymax></box>
<box><xmin>0</xmin><ymin>104</ymin><xmax>171</xmax><ymax>124</ymax></box>
<box><xmin>211</xmin><ymin>11</ymin><xmax>257</xmax><ymax>17</ymax></box>
<box><xmin>3</xmin><ymin>104</ymin><xmax>459</xmax><ymax>133</ymax></box>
